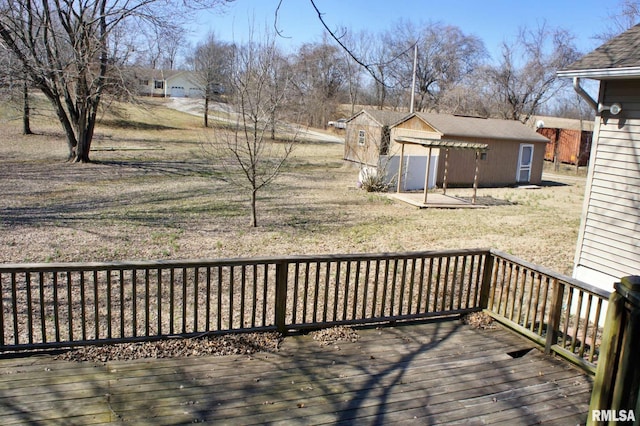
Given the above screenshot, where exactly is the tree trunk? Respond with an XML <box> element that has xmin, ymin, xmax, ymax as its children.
<box><xmin>250</xmin><ymin>189</ymin><xmax>257</xmax><ymax>227</ymax></box>
<box><xmin>270</xmin><ymin>109</ymin><xmax>276</xmax><ymax>140</ymax></box>
<box><xmin>22</xmin><ymin>80</ymin><xmax>32</xmax><ymax>135</ymax></box>
<box><xmin>204</xmin><ymin>95</ymin><xmax>209</xmax><ymax>128</ymax></box>
<box><xmin>74</xmin><ymin>128</ymin><xmax>93</xmax><ymax>163</ymax></box>
<box><xmin>72</xmin><ymin>103</ymin><xmax>94</xmax><ymax>163</ymax></box>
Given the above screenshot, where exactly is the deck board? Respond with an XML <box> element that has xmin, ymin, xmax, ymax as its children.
<box><xmin>0</xmin><ymin>319</ymin><xmax>592</xmax><ymax>425</ymax></box>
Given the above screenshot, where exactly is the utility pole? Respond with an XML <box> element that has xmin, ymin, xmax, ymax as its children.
<box><xmin>410</xmin><ymin>42</ymin><xmax>417</xmax><ymax>113</ymax></box>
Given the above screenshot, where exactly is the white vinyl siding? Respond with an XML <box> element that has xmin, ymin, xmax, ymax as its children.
<box><xmin>575</xmin><ymin>79</ymin><xmax>640</xmax><ymax>284</ymax></box>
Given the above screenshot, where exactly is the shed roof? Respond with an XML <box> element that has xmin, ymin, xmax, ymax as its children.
<box><xmin>347</xmin><ymin>109</ymin><xmax>408</xmax><ymax>127</ymax></box>
<box><xmin>529</xmin><ymin>115</ymin><xmax>595</xmax><ymax>132</ymax></box>
<box><xmin>558</xmin><ymin>24</ymin><xmax>640</xmax><ymax>79</ymax></box>
<box><xmin>396</xmin><ymin>112</ymin><xmax>549</xmax><ymax>143</ymax></box>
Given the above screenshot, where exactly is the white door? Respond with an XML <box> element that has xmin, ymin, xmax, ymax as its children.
<box><xmin>517</xmin><ymin>144</ymin><xmax>534</xmax><ymax>183</ymax></box>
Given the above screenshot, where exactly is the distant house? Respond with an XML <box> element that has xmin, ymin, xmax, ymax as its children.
<box><xmin>530</xmin><ymin>116</ymin><xmax>594</xmax><ymax>166</ymax></box>
<box><xmin>558</xmin><ymin>23</ymin><xmax>640</xmax><ymax>291</ymax></box>
<box><xmin>134</xmin><ymin>69</ymin><xmax>204</xmax><ymax>98</ymax></box>
<box><xmin>345</xmin><ymin>110</ymin><xmax>548</xmax><ymax>190</ymax></box>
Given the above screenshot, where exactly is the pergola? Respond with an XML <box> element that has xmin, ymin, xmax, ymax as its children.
<box><xmin>394</xmin><ymin>136</ymin><xmax>489</xmax><ymax>205</ymax></box>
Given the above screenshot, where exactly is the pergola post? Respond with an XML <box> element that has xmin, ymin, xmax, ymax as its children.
<box><xmin>473</xmin><ymin>150</ymin><xmax>480</xmax><ymax>205</ymax></box>
<box><xmin>423</xmin><ymin>147</ymin><xmax>432</xmax><ymax>205</ymax></box>
<box><xmin>396</xmin><ymin>143</ymin><xmax>405</xmax><ymax>193</ymax></box>
<box><xmin>442</xmin><ymin>148</ymin><xmax>449</xmax><ymax>196</ymax></box>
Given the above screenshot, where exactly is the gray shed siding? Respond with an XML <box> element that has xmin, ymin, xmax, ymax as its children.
<box><xmin>575</xmin><ymin>79</ymin><xmax>640</xmax><ymax>286</ymax></box>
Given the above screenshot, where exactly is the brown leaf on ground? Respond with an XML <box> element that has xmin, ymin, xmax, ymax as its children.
<box><xmin>462</xmin><ymin>312</ymin><xmax>497</xmax><ymax>330</ymax></box>
<box><xmin>310</xmin><ymin>326</ymin><xmax>359</xmax><ymax>346</ymax></box>
<box><xmin>55</xmin><ymin>332</ymin><xmax>282</xmax><ymax>362</ymax></box>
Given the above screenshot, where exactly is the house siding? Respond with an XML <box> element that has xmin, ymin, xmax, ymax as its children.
<box><xmin>574</xmin><ymin>79</ymin><xmax>640</xmax><ymax>288</ymax></box>
<box><xmin>134</xmin><ymin>70</ymin><xmax>204</xmax><ymax>98</ymax></box>
<box><xmin>166</xmin><ymin>73</ymin><xmax>203</xmax><ymax>98</ymax></box>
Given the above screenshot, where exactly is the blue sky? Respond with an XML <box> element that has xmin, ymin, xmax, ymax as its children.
<box><xmin>189</xmin><ymin>0</ymin><xmax>621</xmax><ymax>60</ymax></box>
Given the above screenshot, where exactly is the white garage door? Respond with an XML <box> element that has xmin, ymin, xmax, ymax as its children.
<box><xmin>170</xmin><ymin>86</ymin><xmax>185</xmax><ymax>97</ymax></box>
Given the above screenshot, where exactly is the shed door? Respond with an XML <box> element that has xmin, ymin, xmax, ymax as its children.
<box><xmin>517</xmin><ymin>144</ymin><xmax>534</xmax><ymax>183</ymax></box>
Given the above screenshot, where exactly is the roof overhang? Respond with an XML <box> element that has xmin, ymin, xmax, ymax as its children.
<box><xmin>395</xmin><ymin>136</ymin><xmax>489</xmax><ymax>152</ymax></box>
<box><xmin>558</xmin><ymin>67</ymin><xmax>640</xmax><ymax>79</ymax></box>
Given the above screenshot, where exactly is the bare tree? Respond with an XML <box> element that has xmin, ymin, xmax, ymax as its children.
<box><xmin>366</xmin><ymin>31</ymin><xmax>399</xmax><ymax>110</ymax></box>
<box><xmin>291</xmin><ymin>39</ymin><xmax>347</xmax><ymax>128</ymax></box>
<box><xmin>388</xmin><ymin>21</ymin><xmax>487</xmax><ymax>112</ymax></box>
<box><xmin>138</xmin><ymin>25</ymin><xmax>186</xmax><ymax>70</ymax></box>
<box><xmin>0</xmin><ymin>0</ymin><xmax>228</xmax><ymax>163</ymax></box>
<box><xmin>160</xmin><ymin>28</ymin><xmax>186</xmax><ymax>70</ymax></box>
<box><xmin>337</xmin><ymin>32</ymin><xmax>365</xmax><ymax>116</ymax></box>
<box><xmin>438</xmin><ymin>73</ymin><xmax>492</xmax><ymax>117</ymax></box>
<box><xmin>0</xmin><ymin>45</ymin><xmax>33</xmax><ymax>134</ymax></box>
<box><xmin>595</xmin><ymin>0</ymin><xmax>640</xmax><ymax>41</ymax></box>
<box><xmin>191</xmin><ymin>33</ymin><xmax>235</xmax><ymax>127</ymax></box>
<box><xmin>212</xmin><ymin>32</ymin><xmax>296</xmax><ymax>227</ymax></box>
<box><xmin>483</xmin><ymin>24</ymin><xmax>580</xmax><ymax>123</ymax></box>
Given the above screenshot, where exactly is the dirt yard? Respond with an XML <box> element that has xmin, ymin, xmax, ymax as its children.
<box><xmin>0</xmin><ymin>98</ymin><xmax>585</xmax><ymax>276</ymax></box>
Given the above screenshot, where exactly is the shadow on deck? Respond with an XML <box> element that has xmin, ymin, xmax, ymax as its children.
<box><xmin>0</xmin><ymin>319</ymin><xmax>592</xmax><ymax>425</ymax></box>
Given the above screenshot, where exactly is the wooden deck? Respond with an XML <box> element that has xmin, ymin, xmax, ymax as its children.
<box><xmin>0</xmin><ymin>320</ymin><xmax>592</xmax><ymax>425</ymax></box>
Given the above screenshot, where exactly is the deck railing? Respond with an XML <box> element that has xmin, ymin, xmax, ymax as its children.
<box><xmin>0</xmin><ymin>248</ymin><xmax>611</xmax><ymax>373</ymax></box>
<box><xmin>485</xmin><ymin>250</ymin><xmax>610</xmax><ymax>374</ymax></box>
<box><xmin>0</xmin><ymin>249</ymin><xmax>488</xmax><ymax>351</ymax></box>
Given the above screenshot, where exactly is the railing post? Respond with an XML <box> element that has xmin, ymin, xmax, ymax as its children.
<box><xmin>478</xmin><ymin>253</ymin><xmax>494</xmax><ymax>309</ymax></box>
<box><xmin>275</xmin><ymin>261</ymin><xmax>289</xmax><ymax>334</ymax></box>
<box><xmin>588</xmin><ymin>276</ymin><xmax>640</xmax><ymax>426</ymax></box>
<box><xmin>544</xmin><ymin>278</ymin><xmax>563</xmax><ymax>355</ymax></box>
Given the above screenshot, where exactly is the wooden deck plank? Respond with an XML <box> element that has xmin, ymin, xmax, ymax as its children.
<box><xmin>102</xmin><ymin>357</ymin><xmax>570</xmax><ymax>419</ymax></box>
<box><xmin>214</xmin><ymin>372</ymin><xmax>590</xmax><ymax>426</ymax></box>
<box><xmin>0</xmin><ymin>320</ymin><xmax>592</xmax><ymax>425</ymax></box>
<box><xmin>221</xmin><ymin>359</ymin><xmax>590</xmax><ymax>424</ymax></box>
<box><xmin>0</xmin><ymin>342</ymin><xmax>517</xmax><ymax>400</ymax></box>
<box><xmin>0</xmin><ymin>325</ymin><xmax>516</xmax><ymax>395</ymax></box>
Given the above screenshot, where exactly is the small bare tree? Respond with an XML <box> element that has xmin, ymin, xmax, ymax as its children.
<box><xmin>211</xmin><ymin>32</ymin><xmax>296</xmax><ymax>227</ymax></box>
<box><xmin>191</xmin><ymin>33</ymin><xmax>235</xmax><ymax>127</ymax></box>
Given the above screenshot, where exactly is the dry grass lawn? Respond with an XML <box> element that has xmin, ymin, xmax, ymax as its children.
<box><xmin>0</xmin><ymin>97</ymin><xmax>585</xmax><ymax>275</ymax></box>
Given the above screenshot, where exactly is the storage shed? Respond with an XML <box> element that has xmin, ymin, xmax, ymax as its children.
<box><xmin>390</xmin><ymin>112</ymin><xmax>549</xmax><ymax>188</ymax></box>
<box><xmin>558</xmin><ymin>23</ymin><xmax>640</xmax><ymax>291</ymax></box>
<box><xmin>343</xmin><ymin>109</ymin><xmax>407</xmax><ymax>167</ymax></box>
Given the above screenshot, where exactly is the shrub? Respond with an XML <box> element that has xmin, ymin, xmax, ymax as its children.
<box><xmin>359</xmin><ymin>167</ymin><xmax>390</xmax><ymax>192</ymax></box>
